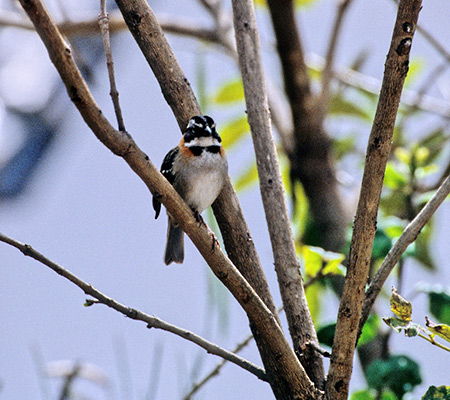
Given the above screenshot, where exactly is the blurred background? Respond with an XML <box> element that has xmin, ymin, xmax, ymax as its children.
<box><xmin>1</xmin><ymin>0</ymin><xmax>450</xmax><ymax>398</ymax></box>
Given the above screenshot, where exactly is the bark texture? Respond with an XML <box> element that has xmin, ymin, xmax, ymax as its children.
<box><xmin>232</xmin><ymin>0</ymin><xmax>325</xmax><ymax>389</ymax></box>
<box><xmin>325</xmin><ymin>2</ymin><xmax>423</xmax><ymax>399</ymax></box>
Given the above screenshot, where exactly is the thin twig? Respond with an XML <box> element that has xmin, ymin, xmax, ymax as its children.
<box><xmin>307</xmin><ymin>54</ymin><xmax>450</xmax><ymax>119</ymax></box>
<box><xmin>326</xmin><ymin>2</ymin><xmax>423</xmax><ymax>399</ymax></box>
<box><xmin>417</xmin><ymin>333</ymin><xmax>450</xmax><ymax>353</ymax></box>
<box><xmin>319</xmin><ymin>0</ymin><xmax>354</xmax><ymax>114</ymax></box>
<box><xmin>360</xmin><ymin>174</ymin><xmax>450</xmax><ymax>331</ymax></box>
<box><xmin>183</xmin><ymin>333</ymin><xmax>254</xmax><ymax>400</ymax></box>
<box><xmin>0</xmin><ymin>232</ymin><xmax>268</xmax><ymax>381</ymax></box>
<box><xmin>58</xmin><ymin>363</ymin><xmax>81</xmax><ymax>400</ymax></box>
<box><xmin>231</xmin><ymin>0</ymin><xmax>324</xmax><ymax>392</ymax></box>
<box><xmin>98</xmin><ymin>0</ymin><xmax>125</xmax><ymax>132</ymax></box>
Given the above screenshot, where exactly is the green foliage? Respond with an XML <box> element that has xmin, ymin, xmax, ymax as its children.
<box><xmin>428</xmin><ymin>290</ymin><xmax>450</xmax><ymax>325</ymax></box>
<box><xmin>351</xmin><ymin>389</ymin><xmax>397</xmax><ymax>400</ymax></box>
<box><xmin>417</xmin><ymin>285</ymin><xmax>450</xmax><ymax>325</ymax></box>
<box><xmin>366</xmin><ymin>355</ymin><xmax>422</xmax><ymax>399</ymax></box>
<box><xmin>332</xmin><ymin>135</ymin><xmax>357</xmax><ymax>160</ymax></box>
<box><xmin>317</xmin><ymin>314</ymin><xmax>380</xmax><ymax>349</ymax></box>
<box><xmin>254</xmin><ymin>0</ymin><xmax>321</xmax><ymax>9</ymax></box>
<box><xmin>379</xmin><ymin>127</ymin><xmax>449</xmax><ymax>270</ymax></box>
<box><xmin>306</xmin><ymin>280</ymin><xmax>322</xmax><ymax>325</ymax></box>
<box><xmin>212</xmin><ymin>78</ymin><xmax>245</xmax><ymax>105</ymax></box>
<box><xmin>301</xmin><ymin>245</ymin><xmax>345</xmax><ymax>322</ymax></box>
<box><xmin>234</xmin><ymin>161</ymin><xmax>258</xmax><ymax>192</ymax></box>
<box><xmin>220</xmin><ymin>116</ymin><xmax>250</xmax><ymax>149</ymax></box>
<box><xmin>328</xmin><ymin>92</ymin><xmax>373</xmax><ymax>121</ymax></box>
<box><xmin>317</xmin><ymin>322</ymin><xmax>335</xmax><ymax>348</ymax></box>
<box><xmin>372</xmin><ymin>229</ymin><xmax>393</xmax><ymax>261</ymax></box>
<box><xmin>422</xmin><ymin>386</ymin><xmax>450</xmax><ymax>400</ymax></box>
<box><xmin>302</xmin><ymin>245</ymin><xmax>345</xmax><ymax>279</ymax></box>
<box><xmin>358</xmin><ymin>314</ymin><xmax>381</xmax><ymax>346</ymax></box>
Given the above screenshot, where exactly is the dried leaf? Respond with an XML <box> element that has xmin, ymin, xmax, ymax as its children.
<box><xmin>390</xmin><ymin>287</ymin><xmax>412</xmax><ymax>321</ymax></box>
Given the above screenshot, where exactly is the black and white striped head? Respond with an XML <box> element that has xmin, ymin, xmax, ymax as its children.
<box><xmin>183</xmin><ymin>115</ymin><xmax>222</xmax><ymax>146</ymax></box>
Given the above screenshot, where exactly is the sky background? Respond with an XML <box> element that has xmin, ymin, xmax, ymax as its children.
<box><xmin>1</xmin><ymin>0</ymin><xmax>450</xmax><ymax>399</ymax></box>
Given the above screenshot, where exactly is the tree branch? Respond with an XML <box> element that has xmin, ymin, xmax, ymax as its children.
<box><xmin>360</xmin><ymin>174</ymin><xmax>450</xmax><ymax>331</ymax></box>
<box><xmin>112</xmin><ymin>1</ymin><xmax>323</xmax><ymax>398</ymax></box>
<box><xmin>183</xmin><ymin>332</ymin><xmax>254</xmax><ymax>400</ymax></box>
<box><xmin>267</xmin><ymin>0</ymin><xmax>347</xmax><ymax>253</ymax></box>
<box><xmin>0</xmin><ymin>232</ymin><xmax>267</xmax><ymax>381</ymax></box>
<box><xmin>98</xmin><ymin>1</ymin><xmax>126</xmax><ymax>132</ymax></box>
<box><xmin>19</xmin><ymin>0</ymin><xmax>318</xmax><ymax>398</ymax></box>
<box><xmin>232</xmin><ymin>0</ymin><xmax>325</xmax><ymax>389</ymax></box>
<box><xmin>325</xmin><ymin>1</ymin><xmax>423</xmax><ymax>399</ymax></box>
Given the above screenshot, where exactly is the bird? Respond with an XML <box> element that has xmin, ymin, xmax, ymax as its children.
<box><xmin>153</xmin><ymin>115</ymin><xmax>228</xmax><ymax>265</ymax></box>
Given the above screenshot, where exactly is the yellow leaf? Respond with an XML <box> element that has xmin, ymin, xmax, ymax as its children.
<box><xmin>390</xmin><ymin>287</ymin><xmax>412</xmax><ymax>321</ymax></box>
<box><xmin>426</xmin><ymin>316</ymin><xmax>450</xmax><ymax>343</ymax></box>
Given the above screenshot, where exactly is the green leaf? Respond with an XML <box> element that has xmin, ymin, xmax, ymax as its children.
<box><xmin>366</xmin><ymin>355</ymin><xmax>422</xmax><ymax>399</ymax></box>
<box><xmin>294</xmin><ymin>0</ymin><xmax>320</xmax><ymax>8</ymax></box>
<box><xmin>372</xmin><ymin>229</ymin><xmax>392</xmax><ymax>260</ymax></box>
<box><xmin>213</xmin><ymin>78</ymin><xmax>245</xmax><ymax>105</ymax></box>
<box><xmin>351</xmin><ymin>389</ymin><xmax>397</xmax><ymax>400</ymax></box>
<box><xmin>302</xmin><ymin>245</ymin><xmax>345</xmax><ymax>278</ymax></box>
<box><xmin>234</xmin><ymin>161</ymin><xmax>258</xmax><ymax>192</ymax></box>
<box><xmin>426</xmin><ymin>288</ymin><xmax>450</xmax><ymax>325</ymax></box>
<box><xmin>418</xmin><ymin>128</ymin><xmax>448</xmax><ymax>164</ymax></box>
<box><xmin>332</xmin><ymin>135</ymin><xmax>357</xmax><ymax>160</ymax></box>
<box><xmin>328</xmin><ymin>93</ymin><xmax>372</xmax><ymax>121</ymax></box>
<box><xmin>220</xmin><ymin>116</ymin><xmax>250</xmax><ymax>149</ymax></box>
<box><xmin>317</xmin><ymin>322</ymin><xmax>335</xmax><ymax>348</ymax></box>
<box><xmin>358</xmin><ymin>314</ymin><xmax>381</xmax><ymax>346</ymax></box>
<box><xmin>422</xmin><ymin>386</ymin><xmax>450</xmax><ymax>400</ymax></box>
<box><xmin>380</xmin><ymin>216</ymin><xmax>406</xmax><ymax>240</ymax></box>
<box><xmin>305</xmin><ymin>280</ymin><xmax>322</xmax><ymax>323</ymax></box>
<box><xmin>302</xmin><ymin>245</ymin><xmax>324</xmax><ymax>278</ymax></box>
<box><xmin>394</xmin><ymin>147</ymin><xmax>411</xmax><ymax>165</ymax></box>
<box><xmin>404</xmin><ymin>58</ymin><xmax>425</xmax><ymax>87</ymax></box>
<box><xmin>322</xmin><ymin>254</ymin><xmax>346</xmax><ymax>276</ymax></box>
<box><xmin>384</xmin><ymin>162</ymin><xmax>408</xmax><ymax>190</ymax></box>
<box><xmin>255</xmin><ymin>0</ymin><xmax>320</xmax><ymax>8</ymax></box>
<box><xmin>292</xmin><ymin>180</ymin><xmax>309</xmax><ymax>239</ymax></box>
<box><xmin>383</xmin><ymin>316</ymin><xmax>411</xmax><ymax>332</ymax></box>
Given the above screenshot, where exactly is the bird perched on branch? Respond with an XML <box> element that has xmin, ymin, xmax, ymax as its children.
<box><xmin>153</xmin><ymin>115</ymin><xmax>228</xmax><ymax>265</ymax></box>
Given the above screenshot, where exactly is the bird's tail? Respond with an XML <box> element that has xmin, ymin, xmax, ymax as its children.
<box><xmin>164</xmin><ymin>219</ymin><xmax>184</xmax><ymax>265</ymax></box>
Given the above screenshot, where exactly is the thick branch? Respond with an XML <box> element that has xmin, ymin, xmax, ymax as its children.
<box><xmin>112</xmin><ymin>1</ymin><xmax>322</xmax><ymax>398</ymax></box>
<box><xmin>19</xmin><ymin>0</ymin><xmax>316</xmax><ymax>398</ymax></box>
<box><xmin>325</xmin><ymin>2</ymin><xmax>423</xmax><ymax>399</ymax></box>
<box><xmin>232</xmin><ymin>0</ymin><xmax>325</xmax><ymax>389</ymax></box>
<box><xmin>0</xmin><ymin>232</ymin><xmax>267</xmax><ymax>381</ymax></box>
<box><xmin>267</xmin><ymin>0</ymin><xmax>346</xmax><ymax>253</ymax></box>
<box><xmin>360</xmin><ymin>174</ymin><xmax>450</xmax><ymax>330</ymax></box>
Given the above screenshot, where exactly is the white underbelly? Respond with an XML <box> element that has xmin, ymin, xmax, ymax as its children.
<box><xmin>187</xmin><ymin>170</ymin><xmax>224</xmax><ymax>213</ymax></box>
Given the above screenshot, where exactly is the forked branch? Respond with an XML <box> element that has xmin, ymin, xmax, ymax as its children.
<box><xmin>19</xmin><ymin>0</ymin><xmax>317</xmax><ymax>398</ymax></box>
